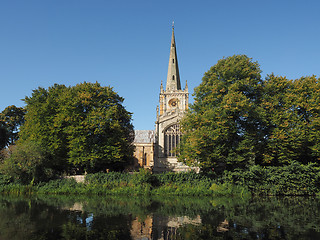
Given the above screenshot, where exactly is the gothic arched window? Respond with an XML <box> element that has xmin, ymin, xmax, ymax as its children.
<box><xmin>164</xmin><ymin>124</ymin><xmax>181</xmax><ymax>157</ymax></box>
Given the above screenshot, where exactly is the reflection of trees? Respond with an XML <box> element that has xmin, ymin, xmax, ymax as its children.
<box><xmin>0</xmin><ymin>200</ymin><xmax>36</xmax><ymax>240</ymax></box>
<box><xmin>1</xmin><ymin>195</ymin><xmax>320</xmax><ymax>239</ymax></box>
<box><xmin>61</xmin><ymin>215</ymin><xmax>132</xmax><ymax>240</ymax></box>
<box><xmin>0</xmin><ymin>198</ymin><xmax>65</xmax><ymax>240</ymax></box>
<box><xmin>151</xmin><ymin>196</ymin><xmax>320</xmax><ymax>240</ymax></box>
<box><xmin>0</xmin><ymin>196</ymin><xmax>133</xmax><ymax>240</ymax></box>
<box><xmin>220</xmin><ymin>197</ymin><xmax>320</xmax><ymax>239</ymax></box>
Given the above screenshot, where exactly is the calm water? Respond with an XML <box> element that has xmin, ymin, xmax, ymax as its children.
<box><xmin>0</xmin><ymin>195</ymin><xmax>320</xmax><ymax>240</ymax></box>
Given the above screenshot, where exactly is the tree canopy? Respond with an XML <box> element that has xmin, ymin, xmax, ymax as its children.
<box><xmin>0</xmin><ymin>124</ymin><xmax>8</xmax><ymax>150</ymax></box>
<box><xmin>261</xmin><ymin>74</ymin><xmax>320</xmax><ymax>165</ymax></box>
<box><xmin>0</xmin><ymin>105</ymin><xmax>25</xmax><ymax>148</ymax></box>
<box><xmin>179</xmin><ymin>55</ymin><xmax>320</xmax><ymax>172</ymax></box>
<box><xmin>1</xmin><ymin>141</ymin><xmax>50</xmax><ymax>184</ymax></box>
<box><xmin>19</xmin><ymin>82</ymin><xmax>134</xmax><ymax>174</ymax></box>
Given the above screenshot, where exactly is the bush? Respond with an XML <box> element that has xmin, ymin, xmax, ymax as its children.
<box><xmin>37</xmin><ymin>178</ymin><xmax>85</xmax><ymax>195</ymax></box>
<box><xmin>131</xmin><ymin>168</ymin><xmax>153</xmax><ymax>186</ymax></box>
<box><xmin>210</xmin><ymin>183</ymin><xmax>250</xmax><ymax>198</ymax></box>
<box><xmin>0</xmin><ymin>141</ymin><xmax>53</xmax><ymax>184</ymax></box>
<box><xmin>85</xmin><ymin>172</ymin><xmax>131</xmax><ymax>185</ymax></box>
<box><xmin>222</xmin><ymin>161</ymin><xmax>320</xmax><ymax>195</ymax></box>
<box><xmin>0</xmin><ymin>174</ymin><xmax>12</xmax><ymax>186</ymax></box>
<box><xmin>154</xmin><ymin>171</ymin><xmax>212</xmax><ymax>186</ymax></box>
<box><xmin>1</xmin><ymin>162</ymin><xmax>320</xmax><ymax>197</ymax></box>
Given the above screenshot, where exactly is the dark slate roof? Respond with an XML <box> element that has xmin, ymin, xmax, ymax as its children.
<box><xmin>134</xmin><ymin>130</ymin><xmax>155</xmax><ymax>143</ymax></box>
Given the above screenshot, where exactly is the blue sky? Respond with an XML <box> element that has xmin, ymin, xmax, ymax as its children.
<box><xmin>1</xmin><ymin>0</ymin><xmax>319</xmax><ymax>130</ymax></box>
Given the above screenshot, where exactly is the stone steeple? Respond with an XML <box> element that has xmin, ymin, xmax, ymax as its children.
<box><xmin>166</xmin><ymin>24</ymin><xmax>181</xmax><ymax>91</ymax></box>
<box><xmin>154</xmin><ymin>23</ymin><xmax>194</xmax><ymax>173</ymax></box>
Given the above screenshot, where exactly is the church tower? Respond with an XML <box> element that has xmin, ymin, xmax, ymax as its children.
<box><xmin>154</xmin><ymin>24</ymin><xmax>190</xmax><ymax>172</ymax></box>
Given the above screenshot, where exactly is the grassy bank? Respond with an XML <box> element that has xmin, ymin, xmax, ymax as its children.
<box><xmin>0</xmin><ymin>161</ymin><xmax>320</xmax><ymax>197</ymax></box>
<box><xmin>0</xmin><ymin>170</ymin><xmax>249</xmax><ymax>197</ymax></box>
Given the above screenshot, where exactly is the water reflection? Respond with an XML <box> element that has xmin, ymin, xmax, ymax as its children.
<box><xmin>0</xmin><ymin>195</ymin><xmax>320</xmax><ymax>239</ymax></box>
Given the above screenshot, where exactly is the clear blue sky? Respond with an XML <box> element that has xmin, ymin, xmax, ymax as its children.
<box><xmin>1</xmin><ymin>0</ymin><xmax>319</xmax><ymax>130</ymax></box>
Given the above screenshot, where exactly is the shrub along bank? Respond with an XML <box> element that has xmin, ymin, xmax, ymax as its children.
<box><xmin>221</xmin><ymin>161</ymin><xmax>320</xmax><ymax>196</ymax></box>
<box><xmin>0</xmin><ymin>161</ymin><xmax>319</xmax><ymax>197</ymax></box>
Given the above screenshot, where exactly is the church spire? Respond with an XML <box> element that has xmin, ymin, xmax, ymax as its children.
<box><xmin>166</xmin><ymin>23</ymin><xmax>181</xmax><ymax>91</ymax></box>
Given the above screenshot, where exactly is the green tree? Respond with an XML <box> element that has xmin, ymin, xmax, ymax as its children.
<box><xmin>179</xmin><ymin>55</ymin><xmax>264</xmax><ymax>172</ymax></box>
<box><xmin>0</xmin><ymin>141</ymin><xmax>51</xmax><ymax>184</ymax></box>
<box><xmin>262</xmin><ymin>74</ymin><xmax>320</xmax><ymax>165</ymax></box>
<box><xmin>0</xmin><ymin>105</ymin><xmax>25</xmax><ymax>147</ymax></box>
<box><xmin>0</xmin><ymin>124</ymin><xmax>8</xmax><ymax>150</ymax></box>
<box><xmin>292</xmin><ymin>76</ymin><xmax>320</xmax><ymax>163</ymax></box>
<box><xmin>19</xmin><ymin>82</ymin><xmax>134</xmax><ymax>174</ymax></box>
<box><xmin>261</xmin><ymin>74</ymin><xmax>296</xmax><ymax>165</ymax></box>
<box><xmin>0</xmin><ymin>105</ymin><xmax>25</xmax><ymax>149</ymax></box>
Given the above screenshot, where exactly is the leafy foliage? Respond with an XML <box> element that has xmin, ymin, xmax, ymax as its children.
<box><xmin>0</xmin><ymin>125</ymin><xmax>8</xmax><ymax>150</ymax></box>
<box><xmin>154</xmin><ymin>171</ymin><xmax>211</xmax><ymax>185</ymax></box>
<box><xmin>0</xmin><ymin>141</ymin><xmax>52</xmax><ymax>184</ymax></box>
<box><xmin>85</xmin><ymin>171</ymin><xmax>131</xmax><ymax>185</ymax></box>
<box><xmin>179</xmin><ymin>55</ymin><xmax>263</xmax><ymax>171</ymax></box>
<box><xmin>1</xmin><ymin>162</ymin><xmax>320</xmax><ymax>196</ymax></box>
<box><xmin>19</xmin><ymin>82</ymin><xmax>134</xmax><ymax>174</ymax></box>
<box><xmin>261</xmin><ymin>74</ymin><xmax>320</xmax><ymax>165</ymax></box>
<box><xmin>179</xmin><ymin>55</ymin><xmax>320</xmax><ymax>171</ymax></box>
<box><xmin>223</xmin><ymin>161</ymin><xmax>320</xmax><ymax>195</ymax></box>
<box><xmin>0</xmin><ymin>105</ymin><xmax>25</xmax><ymax>147</ymax></box>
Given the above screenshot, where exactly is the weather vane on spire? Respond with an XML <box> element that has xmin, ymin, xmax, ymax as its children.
<box><xmin>172</xmin><ymin>21</ymin><xmax>174</xmax><ymax>29</ymax></box>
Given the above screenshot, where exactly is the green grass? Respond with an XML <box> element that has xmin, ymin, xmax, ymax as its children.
<box><xmin>1</xmin><ymin>161</ymin><xmax>319</xmax><ymax>197</ymax></box>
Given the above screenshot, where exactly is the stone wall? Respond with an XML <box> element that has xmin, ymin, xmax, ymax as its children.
<box><xmin>133</xmin><ymin>142</ymin><xmax>154</xmax><ymax>169</ymax></box>
<box><xmin>64</xmin><ymin>175</ymin><xmax>85</xmax><ymax>183</ymax></box>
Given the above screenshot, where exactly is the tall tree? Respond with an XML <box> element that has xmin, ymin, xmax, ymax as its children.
<box><xmin>0</xmin><ymin>124</ymin><xmax>8</xmax><ymax>150</ymax></box>
<box><xmin>292</xmin><ymin>76</ymin><xmax>320</xmax><ymax>163</ymax></box>
<box><xmin>0</xmin><ymin>105</ymin><xmax>25</xmax><ymax>146</ymax></box>
<box><xmin>179</xmin><ymin>55</ymin><xmax>264</xmax><ymax>172</ymax></box>
<box><xmin>260</xmin><ymin>74</ymin><xmax>294</xmax><ymax>165</ymax></box>
<box><xmin>19</xmin><ymin>82</ymin><xmax>134</xmax><ymax>173</ymax></box>
<box><xmin>261</xmin><ymin>75</ymin><xmax>320</xmax><ymax>165</ymax></box>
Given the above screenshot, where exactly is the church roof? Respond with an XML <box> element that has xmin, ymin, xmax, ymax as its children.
<box><xmin>134</xmin><ymin>130</ymin><xmax>155</xmax><ymax>143</ymax></box>
<box><xmin>166</xmin><ymin>24</ymin><xmax>181</xmax><ymax>91</ymax></box>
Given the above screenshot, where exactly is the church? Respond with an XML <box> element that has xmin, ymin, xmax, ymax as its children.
<box><xmin>133</xmin><ymin>25</ymin><xmax>194</xmax><ymax>172</ymax></box>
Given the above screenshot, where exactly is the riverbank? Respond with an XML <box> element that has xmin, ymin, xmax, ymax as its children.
<box><xmin>1</xmin><ymin>161</ymin><xmax>320</xmax><ymax>197</ymax></box>
<box><xmin>0</xmin><ymin>170</ymin><xmax>248</xmax><ymax>197</ymax></box>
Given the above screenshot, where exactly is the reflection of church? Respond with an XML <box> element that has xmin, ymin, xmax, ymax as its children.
<box><xmin>133</xmin><ymin>26</ymin><xmax>193</xmax><ymax>172</ymax></box>
<box><xmin>130</xmin><ymin>214</ymin><xmax>202</xmax><ymax>240</ymax></box>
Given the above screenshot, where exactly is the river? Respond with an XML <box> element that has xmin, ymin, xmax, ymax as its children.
<box><xmin>0</xmin><ymin>195</ymin><xmax>319</xmax><ymax>239</ymax></box>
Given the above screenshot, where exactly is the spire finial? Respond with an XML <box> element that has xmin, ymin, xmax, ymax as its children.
<box><xmin>166</xmin><ymin>21</ymin><xmax>181</xmax><ymax>91</ymax></box>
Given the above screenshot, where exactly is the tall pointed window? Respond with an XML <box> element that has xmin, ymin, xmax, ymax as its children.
<box><xmin>172</xmin><ymin>75</ymin><xmax>175</xmax><ymax>80</ymax></box>
<box><xmin>164</xmin><ymin>124</ymin><xmax>181</xmax><ymax>157</ymax></box>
